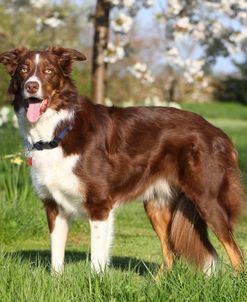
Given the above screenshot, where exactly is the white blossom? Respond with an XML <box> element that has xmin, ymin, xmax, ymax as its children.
<box><xmin>175</xmin><ymin>17</ymin><xmax>193</xmax><ymax>32</ymax></box>
<box><xmin>123</xmin><ymin>0</ymin><xmax>135</xmax><ymax>7</ymax></box>
<box><xmin>182</xmin><ymin>59</ymin><xmax>204</xmax><ymax>83</ymax></box>
<box><xmin>30</xmin><ymin>0</ymin><xmax>49</xmax><ymax>9</ymax></box>
<box><xmin>134</xmin><ymin>62</ymin><xmax>147</xmax><ymax>73</ymax></box>
<box><xmin>105</xmin><ymin>98</ymin><xmax>113</xmax><ymax>106</ymax></box>
<box><xmin>0</xmin><ymin>106</ymin><xmax>12</xmax><ymax>127</ymax></box>
<box><xmin>225</xmin><ymin>43</ymin><xmax>239</xmax><ymax>55</ymax></box>
<box><xmin>165</xmin><ymin>101</ymin><xmax>181</xmax><ymax>109</ymax></box>
<box><xmin>44</xmin><ymin>17</ymin><xmax>64</xmax><ymax>29</ymax></box>
<box><xmin>201</xmin><ymin>79</ymin><xmax>209</xmax><ymax>88</ymax></box>
<box><xmin>211</xmin><ymin>21</ymin><xmax>225</xmax><ymax>36</ymax></box>
<box><xmin>144</xmin><ymin>0</ymin><xmax>153</xmax><ymax>8</ymax></box>
<box><xmin>168</xmin><ymin>0</ymin><xmax>183</xmax><ymax>15</ymax></box>
<box><xmin>238</xmin><ymin>11</ymin><xmax>247</xmax><ymax>23</ymax></box>
<box><xmin>35</xmin><ymin>18</ymin><xmax>43</xmax><ymax>32</ymax></box>
<box><xmin>230</xmin><ymin>31</ymin><xmax>247</xmax><ymax>44</ymax></box>
<box><xmin>165</xmin><ymin>48</ymin><xmax>184</xmax><ymax>67</ymax></box>
<box><xmin>144</xmin><ymin>97</ymin><xmax>181</xmax><ymax>108</ymax></box>
<box><xmin>0</xmin><ymin>106</ymin><xmax>10</xmax><ymax>123</ymax></box>
<box><xmin>128</xmin><ymin>62</ymin><xmax>154</xmax><ymax>84</ymax></box>
<box><xmin>104</xmin><ymin>43</ymin><xmax>125</xmax><ymax>63</ymax></box>
<box><xmin>106</xmin><ymin>0</ymin><xmax>120</xmax><ymax>5</ymax></box>
<box><xmin>166</xmin><ymin>47</ymin><xmax>180</xmax><ymax>57</ymax></box>
<box><xmin>111</xmin><ymin>13</ymin><xmax>133</xmax><ymax>34</ymax></box>
<box><xmin>143</xmin><ymin>71</ymin><xmax>154</xmax><ymax>84</ymax></box>
<box><xmin>192</xmin><ymin>22</ymin><xmax>206</xmax><ymax>41</ymax></box>
<box><xmin>237</xmin><ymin>0</ymin><xmax>247</xmax><ymax>10</ymax></box>
<box><xmin>106</xmin><ymin>0</ymin><xmax>135</xmax><ymax>7</ymax></box>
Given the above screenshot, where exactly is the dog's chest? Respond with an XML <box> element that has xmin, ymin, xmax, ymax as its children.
<box><xmin>30</xmin><ymin>147</ymin><xmax>84</xmax><ymax>215</ymax></box>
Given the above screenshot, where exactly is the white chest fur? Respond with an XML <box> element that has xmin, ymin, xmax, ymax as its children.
<box><xmin>17</xmin><ymin>108</ymin><xmax>85</xmax><ymax>216</ymax></box>
<box><xmin>30</xmin><ymin>148</ymin><xmax>84</xmax><ymax>216</ymax></box>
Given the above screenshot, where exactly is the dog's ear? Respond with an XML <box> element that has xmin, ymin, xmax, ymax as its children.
<box><xmin>47</xmin><ymin>46</ymin><xmax>87</xmax><ymax>76</ymax></box>
<box><xmin>0</xmin><ymin>47</ymin><xmax>28</xmax><ymax>76</ymax></box>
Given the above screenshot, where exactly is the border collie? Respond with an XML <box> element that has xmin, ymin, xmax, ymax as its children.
<box><xmin>0</xmin><ymin>46</ymin><xmax>244</xmax><ymax>275</ymax></box>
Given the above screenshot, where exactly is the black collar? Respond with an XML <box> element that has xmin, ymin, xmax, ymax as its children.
<box><xmin>27</xmin><ymin>126</ymin><xmax>72</xmax><ymax>151</ymax></box>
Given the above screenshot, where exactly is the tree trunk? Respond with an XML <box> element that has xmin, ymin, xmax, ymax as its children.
<box><xmin>91</xmin><ymin>0</ymin><xmax>111</xmax><ymax>104</ymax></box>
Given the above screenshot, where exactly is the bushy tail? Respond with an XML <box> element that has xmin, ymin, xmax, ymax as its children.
<box><xmin>169</xmin><ymin>195</ymin><xmax>218</xmax><ymax>273</ymax></box>
<box><xmin>219</xmin><ymin>169</ymin><xmax>245</xmax><ymax>226</ymax></box>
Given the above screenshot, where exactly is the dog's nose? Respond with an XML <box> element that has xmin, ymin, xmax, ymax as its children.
<box><xmin>25</xmin><ymin>81</ymin><xmax>39</xmax><ymax>94</ymax></box>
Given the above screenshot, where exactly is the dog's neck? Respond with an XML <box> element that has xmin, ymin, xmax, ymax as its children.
<box><xmin>16</xmin><ymin>107</ymin><xmax>74</xmax><ymax>150</ymax></box>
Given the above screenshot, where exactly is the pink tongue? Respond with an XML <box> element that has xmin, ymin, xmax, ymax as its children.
<box><xmin>27</xmin><ymin>102</ymin><xmax>42</xmax><ymax>123</ymax></box>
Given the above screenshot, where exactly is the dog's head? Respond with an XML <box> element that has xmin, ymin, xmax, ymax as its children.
<box><xmin>0</xmin><ymin>46</ymin><xmax>86</xmax><ymax>123</ymax></box>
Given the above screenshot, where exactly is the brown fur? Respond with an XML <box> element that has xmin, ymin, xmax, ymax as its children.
<box><xmin>0</xmin><ymin>47</ymin><xmax>245</xmax><ymax>272</ymax></box>
<box><xmin>169</xmin><ymin>194</ymin><xmax>218</xmax><ymax>269</ymax></box>
<box><xmin>44</xmin><ymin>200</ymin><xmax>58</xmax><ymax>233</ymax></box>
<box><xmin>144</xmin><ymin>201</ymin><xmax>174</xmax><ymax>269</ymax></box>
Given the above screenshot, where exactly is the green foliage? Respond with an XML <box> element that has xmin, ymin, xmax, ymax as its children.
<box><xmin>213</xmin><ymin>59</ymin><xmax>247</xmax><ymax>105</ymax></box>
<box><xmin>72</xmin><ymin>66</ymin><xmax>91</xmax><ymax>97</ymax></box>
<box><xmin>0</xmin><ymin>125</ymin><xmax>47</xmax><ymax>244</ymax></box>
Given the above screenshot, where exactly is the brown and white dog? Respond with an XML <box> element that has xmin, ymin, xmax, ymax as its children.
<box><xmin>0</xmin><ymin>46</ymin><xmax>245</xmax><ymax>275</ymax></box>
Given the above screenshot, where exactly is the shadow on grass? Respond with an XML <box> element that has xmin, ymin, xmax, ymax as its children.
<box><xmin>4</xmin><ymin>250</ymin><xmax>159</xmax><ymax>276</ymax></box>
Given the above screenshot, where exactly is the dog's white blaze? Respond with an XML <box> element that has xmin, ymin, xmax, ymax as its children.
<box><xmin>143</xmin><ymin>179</ymin><xmax>173</xmax><ymax>207</ymax></box>
<box><xmin>50</xmin><ymin>212</ymin><xmax>69</xmax><ymax>274</ymax></box>
<box><xmin>35</xmin><ymin>53</ymin><xmax>40</xmax><ymax>67</ymax></box>
<box><xmin>23</xmin><ymin>53</ymin><xmax>43</xmax><ymax>99</ymax></box>
<box><xmin>90</xmin><ymin>211</ymin><xmax>114</xmax><ymax>273</ymax></box>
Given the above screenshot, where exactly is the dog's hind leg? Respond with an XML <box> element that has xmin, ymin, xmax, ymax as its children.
<box><xmin>194</xmin><ymin>199</ymin><xmax>244</xmax><ymax>272</ymax></box>
<box><xmin>178</xmin><ymin>141</ymin><xmax>244</xmax><ymax>272</ymax></box>
<box><xmin>44</xmin><ymin>199</ymin><xmax>69</xmax><ymax>274</ymax></box>
<box><xmin>144</xmin><ymin>200</ymin><xmax>174</xmax><ymax>273</ymax></box>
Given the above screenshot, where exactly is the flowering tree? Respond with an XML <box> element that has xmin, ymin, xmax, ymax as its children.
<box><xmin>91</xmin><ymin>0</ymin><xmax>153</xmax><ymax>104</ymax></box>
<box><xmin>154</xmin><ymin>0</ymin><xmax>247</xmax><ymax>84</ymax></box>
<box><xmin>91</xmin><ymin>0</ymin><xmax>247</xmax><ymax>104</ymax></box>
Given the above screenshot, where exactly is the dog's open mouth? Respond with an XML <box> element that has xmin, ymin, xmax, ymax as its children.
<box><xmin>25</xmin><ymin>97</ymin><xmax>49</xmax><ymax>123</ymax></box>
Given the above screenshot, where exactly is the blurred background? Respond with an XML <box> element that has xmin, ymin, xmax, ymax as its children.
<box><xmin>0</xmin><ymin>0</ymin><xmax>247</xmax><ymax>107</ymax></box>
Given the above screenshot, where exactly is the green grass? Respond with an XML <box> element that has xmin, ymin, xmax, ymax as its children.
<box><xmin>182</xmin><ymin>102</ymin><xmax>247</xmax><ymax>120</ymax></box>
<box><xmin>1</xmin><ymin>252</ymin><xmax>247</xmax><ymax>302</ymax></box>
<box><xmin>0</xmin><ymin>102</ymin><xmax>247</xmax><ymax>301</ymax></box>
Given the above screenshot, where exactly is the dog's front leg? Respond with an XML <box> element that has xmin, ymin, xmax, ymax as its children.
<box><xmin>44</xmin><ymin>200</ymin><xmax>69</xmax><ymax>274</ymax></box>
<box><xmin>89</xmin><ymin>210</ymin><xmax>114</xmax><ymax>273</ymax></box>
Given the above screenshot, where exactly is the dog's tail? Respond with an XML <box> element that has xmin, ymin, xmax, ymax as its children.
<box><xmin>169</xmin><ymin>161</ymin><xmax>245</xmax><ymax>274</ymax></box>
<box><xmin>218</xmin><ymin>167</ymin><xmax>245</xmax><ymax>227</ymax></box>
<box><xmin>169</xmin><ymin>195</ymin><xmax>219</xmax><ymax>275</ymax></box>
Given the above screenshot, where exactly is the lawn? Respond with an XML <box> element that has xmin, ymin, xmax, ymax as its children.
<box><xmin>0</xmin><ymin>102</ymin><xmax>247</xmax><ymax>302</ymax></box>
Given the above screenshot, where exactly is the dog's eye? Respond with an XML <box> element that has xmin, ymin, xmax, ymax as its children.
<box><xmin>20</xmin><ymin>66</ymin><xmax>28</xmax><ymax>73</ymax></box>
<box><xmin>45</xmin><ymin>69</ymin><xmax>53</xmax><ymax>74</ymax></box>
